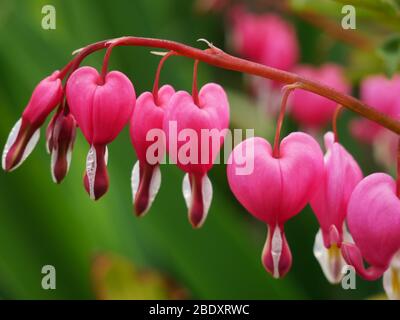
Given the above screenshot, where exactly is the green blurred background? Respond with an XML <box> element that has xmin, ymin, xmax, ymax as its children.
<box><xmin>0</xmin><ymin>0</ymin><xmax>394</xmax><ymax>299</ymax></box>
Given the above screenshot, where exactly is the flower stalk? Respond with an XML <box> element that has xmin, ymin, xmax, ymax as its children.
<box><xmin>58</xmin><ymin>36</ymin><xmax>400</xmax><ymax>134</ymax></box>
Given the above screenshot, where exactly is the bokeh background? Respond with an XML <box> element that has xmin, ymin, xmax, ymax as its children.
<box><xmin>0</xmin><ymin>0</ymin><xmax>397</xmax><ymax>299</ymax></box>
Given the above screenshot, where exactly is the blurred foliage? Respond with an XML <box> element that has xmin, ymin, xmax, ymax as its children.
<box><xmin>92</xmin><ymin>253</ymin><xmax>187</xmax><ymax>300</ymax></box>
<box><xmin>0</xmin><ymin>0</ymin><xmax>388</xmax><ymax>300</ymax></box>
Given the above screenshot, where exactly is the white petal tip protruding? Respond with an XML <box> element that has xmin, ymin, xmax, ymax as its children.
<box><xmin>104</xmin><ymin>146</ymin><xmax>109</xmax><ymax>165</ymax></box>
<box><xmin>131</xmin><ymin>160</ymin><xmax>140</xmax><ymax>202</ymax></box>
<box><xmin>383</xmin><ymin>252</ymin><xmax>400</xmax><ymax>300</ymax></box>
<box><xmin>147</xmin><ymin>165</ymin><xmax>162</xmax><ymax>214</ymax></box>
<box><xmin>50</xmin><ymin>147</ymin><xmax>58</xmax><ymax>184</ymax></box>
<box><xmin>182</xmin><ymin>173</ymin><xmax>191</xmax><ymax>210</ymax></box>
<box><xmin>86</xmin><ymin>146</ymin><xmax>97</xmax><ymax>200</ymax></box>
<box><xmin>313</xmin><ymin>229</ymin><xmax>345</xmax><ymax>284</ymax></box>
<box><xmin>271</xmin><ymin>226</ymin><xmax>283</xmax><ymax>279</ymax></box>
<box><xmin>2</xmin><ymin>118</ymin><xmax>40</xmax><ymax>172</ymax></box>
<box><xmin>2</xmin><ymin>118</ymin><xmax>22</xmax><ymax>171</ymax></box>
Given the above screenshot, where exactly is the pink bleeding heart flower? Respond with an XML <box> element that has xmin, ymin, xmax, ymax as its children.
<box><xmin>130</xmin><ymin>85</ymin><xmax>175</xmax><ymax>216</ymax></box>
<box><xmin>310</xmin><ymin>132</ymin><xmax>363</xmax><ymax>283</ymax></box>
<box><xmin>2</xmin><ymin>71</ymin><xmax>63</xmax><ymax>172</ymax></box>
<box><xmin>342</xmin><ymin>173</ymin><xmax>400</xmax><ymax>299</ymax></box>
<box><xmin>350</xmin><ymin>74</ymin><xmax>400</xmax><ymax>143</ymax></box>
<box><xmin>163</xmin><ymin>83</ymin><xmax>229</xmax><ymax>228</ymax></box>
<box><xmin>227</xmin><ymin>133</ymin><xmax>324</xmax><ymax>278</ymax></box>
<box><xmin>46</xmin><ymin>109</ymin><xmax>77</xmax><ymax>184</ymax></box>
<box><xmin>290</xmin><ymin>64</ymin><xmax>350</xmax><ymax>128</ymax></box>
<box><xmin>66</xmin><ymin>66</ymin><xmax>135</xmax><ymax>200</ymax></box>
<box><xmin>229</xmin><ymin>7</ymin><xmax>298</xmax><ymax>71</ymax></box>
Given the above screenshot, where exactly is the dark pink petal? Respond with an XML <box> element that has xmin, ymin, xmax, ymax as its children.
<box><xmin>131</xmin><ymin>160</ymin><xmax>161</xmax><ymax>217</ymax></box>
<box><xmin>182</xmin><ymin>173</ymin><xmax>212</xmax><ymax>228</ymax></box>
<box><xmin>341</xmin><ymin>243</ymin><xmax>386</xmax><ymax>281</ymax></box>
<box><xmin>49</xmin><ymin>112</ymin><xmax>77</xmax><ymax>183</ymax></box>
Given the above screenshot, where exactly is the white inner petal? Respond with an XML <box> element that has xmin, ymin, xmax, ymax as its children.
<box><xmin>271</xmin><ymin>225</ymin><xmax>283</xmax><ymax>279</ymax></box>
<box><xmin>131</xmin><ymin>160</ymin><xmax>140</xmax><ymax>202</ymax></box>
<box><xmin>50</xmin><ymin>146</ymin><xmax>58</xmax><ymax>183</ymax></box>
<box><xmin>313</xmin><ymin>228</ymin><xmax>345</xmax><ymax>284</ymax></box>
<box><xmin>182</xmin><ymin>173</ymin><xmax>191</xmax><ymax>210</ymax></box>
<box><xmin>86</xmin><ymin>146</ymin><xmax>97</xmax><ymax>200</ymax></box>
<box><xmin>104</xmin><ymin>146</ymin><xmax>108</xmax><ymax>165</ymax></box>
<box><xmin>200</xmin><ymin>174</ymin><xmax>213</xmax><ymax>227</ymax></box>
<box><xmin>2</xmin><ymin>118</ymin><xmax>22</xmax><ymax>170</ymax></box>
<box><xmin>383</xmin><ymin>251</ymin><xmax>400</xmax><ymax>300</ymax></box>
<box><xmin>2</xmin><ymin>119</ymin><xmax>39</xmax><ymax>171</ymax></box>
<box><xmin>66</xmin><ymin>141</ymin><xmax>73</xmax><ymax>173</ymax></box>
<box><xmin>146</xmin><ymin>165</ymin><xmax>161</xmax><ymax>215</ymax></box>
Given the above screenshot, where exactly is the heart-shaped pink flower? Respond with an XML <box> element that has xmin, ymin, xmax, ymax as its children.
<box><xmin>229</xmin><ymin>6</ymin><xmax>298</xmax><ymax>71</ymax></box>
<box><xmin>350</xmin><ymin>74</ymin><xmax>400</xmax><ymax>143</ymax></box>
<box><xmin>342</xmin><ymin>173</ymin><xmax>400</xmax><ymax>281</ymax></box>
<box><xmin>163</xmin><ymin>83</ymin><xmax>229</xmax><ymax>228</ymax></box>
<box><xmin>66</xmin><ymin>66</ymin><xmax>136</xmax><ymax>200</ymax></box>
<box><xmin>130</xmin><ymin>85</ymin><xmax>175</xmax><ymax>216</ymax></box>
<box><xmin>290</xmin><ymin>64</ymin><xmax>350</xmax><ymax>128</ymax></box>
<box><xmin>310</xmin><ymin>131</ymin><xmax>362</xmax><ymax>283</ymax></box>
<box><xmin>227</xmin><ymin>132</ymin><xmax>324</xmax><ymax>278</ymax></box>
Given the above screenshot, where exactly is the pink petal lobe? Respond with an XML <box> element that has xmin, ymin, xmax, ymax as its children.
<box><xmin>347</xmin><ymin>173</ymin><xmax>400</xmax><ymax>270</ymax></box>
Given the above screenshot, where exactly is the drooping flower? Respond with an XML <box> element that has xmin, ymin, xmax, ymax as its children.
<box><xmin>310</xmin><ymin>132</ymin><xmax>363</xmax><ymax>283</ymax></box>
<box><xmin>130</xmin><ymin>85</ymin><xmax>175</xmax><ymax>216</ymax></box>
<box><xmin>2</xmin><ymin>71</ymin><xmax>63</xmax><ymax>172</ymax></box>
<box><xmin>290</xmin><ymin>64</ymin><xmax>350</xmax><ymax>129</ymax></box>
<box><xmin>66</xmin><ymin>66</ymin><xmax>136</xmax><ymax>200</ymax></box>
<box><xmin>350</xmin><ymin>75</ymin><xmax>400</xmax><ymax>143</ymax></box>
<box><xmin>46</xmin><ymin>108</ymin><xmax>77</xmax><ymax>184</ymax></box>
<box><xmin>163</xmin><ymin>83</ymin><xmax>229</xmax><ymax>228</ymax></box>
<box><xmin>229</xmin><ymin>7</ymin><xmax>298</xmax><ymax>71</ymax></box>
<box><xmin>227</xmin><ymin>133</ymin><xmax>324</xmax><ymax>278</ymax></box>
<box><xmin>342</xmin><ymin>173</ymin><xmax>400</xmax><ymax>299</ymax></box>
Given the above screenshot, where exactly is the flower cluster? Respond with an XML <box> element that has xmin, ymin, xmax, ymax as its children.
<box><xmin>2</xmin><ymin>42</ymin><xmax>230</xmax><ymax>229</ymax></box>
<box><xmin>2</xmin><ymin>36</ymin><xmax>400</xmax><ymax>300</ymax></box>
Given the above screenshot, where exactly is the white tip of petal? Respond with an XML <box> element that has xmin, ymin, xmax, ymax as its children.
<box><xmin>50</xmin><ymin>146</ymin><xmax>58</xmax><ymax>183</ymax></box>
<box><xmin>131</xmin><ymin>160</ymin><xmax>140</xmax><ymax>201</ymax></box>
<box><xmin>86</xmin><ymin>146</ymin><xmax>97</xmax><ymax>200</ymax></box>
<box><xmin>383</xmin><ymin>251</ymin><xmax>400</xmax><ymax>300</ymax></box>
<box><xmin>2</xmin><ymin>118</ymin><xmax>21</xmax><ymax>171</ymax></box>
<box><xmin>147</xmin><ymin>165</ymin><xmax>161</xmax><ymax>212</ymax></box>
<box><xmin>104</xmin><ymin>146</ymin><xmax>109</xmax><ymax>165</ymax></box>
<box><xmin>313</xmin><ymin>229</ymin><xmax>345</xmax><ymax>284</ymax></box>
<box><xmin>271</xmin><ymin>226</ymin><xmax>283</xmax><ymax>279</ymax></box>
<box><xmin>182</xmin><ymin>173</ymin><xmax>191</xmax><ymax>210</ymax></box>
<box><xmin>2</xmin><ymin>118</ymin><xmax>40</xmax><ymax>172</ymax></box>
